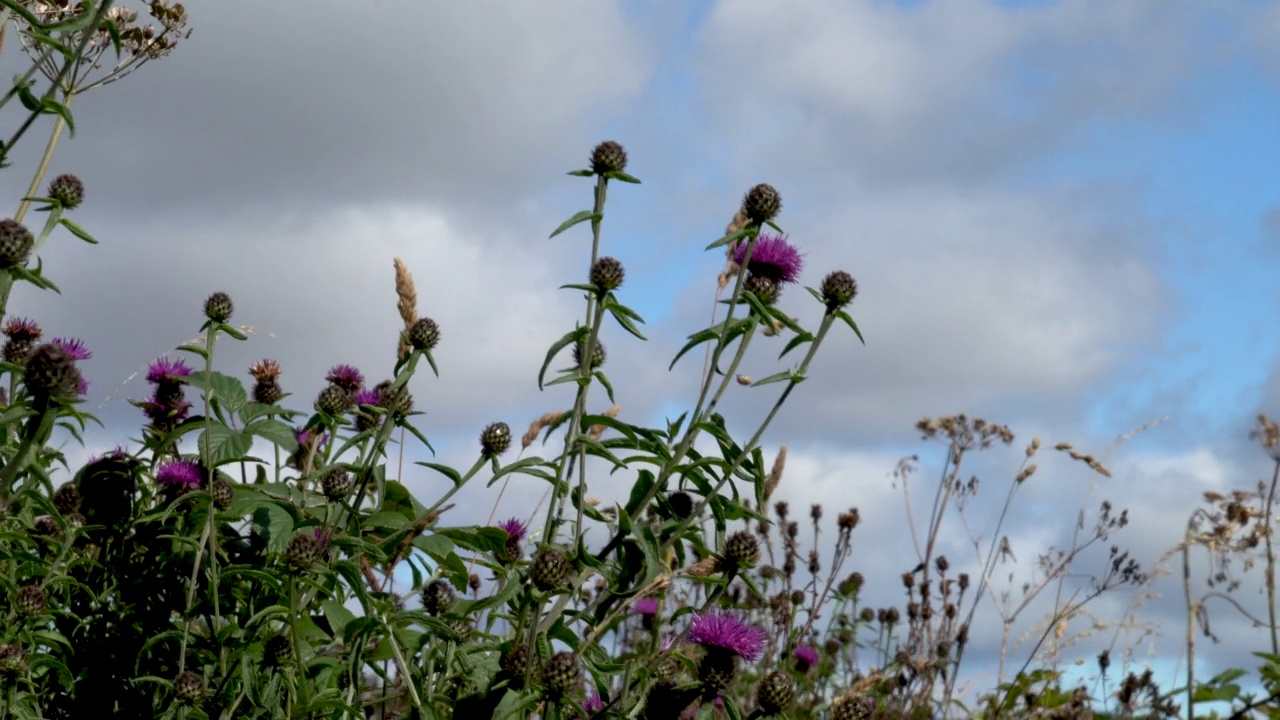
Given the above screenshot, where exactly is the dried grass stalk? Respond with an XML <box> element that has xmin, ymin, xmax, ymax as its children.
<box><xmin>764</xmin><ymin>444</ymin><xmax>788</xmax><ymax>500</ymax></box>
<box><xmin>394</xmin><ymin>258</ymin><xmax>419</xmax><ymax>358</ymax></box>
<box><xmin>523</xmin><ymin>410</ymin><xmax>566</xmax><ymax>449</ymax></box>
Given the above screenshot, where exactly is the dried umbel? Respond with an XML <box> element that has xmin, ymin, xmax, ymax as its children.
<box><xmin>480</xmin><ymin>421</ymin><xmax>512</xmax><ymax>456</ymax></box>
<box><xmin>173</xmin><ymin>671</ymin><xmax>205</xmax><ymax>706</ymax></box>
<box><xmin>0</xmin><ymin>219</ymin><xmax>34</xmax><ymax>268</ymax></box>
<box><xmin>203</xmin><ymin>291</ymin><xmax>234</xmax><ymax>322</ymax></box>
<box><xmin>531</xmin><ymin>547</ymin><xmax>571</xmax><ymax>591</ymax></box>
<box><xmin>590</xmin><ymin>256</ymin><xmax>625</xmax><ymax>292</ymax></box>
<box><xmin>15</xmin><ymin>585</ymin><xmax>47</xmax><ymax>616</ymax></box>
<box><xmin>820</xmin><ymin>270</ymin><xmax>858</xmax><ymax>311</ymax></box>
<box><xmin>724</xmin><ymin>529</ymin><xmax>760</xmax><ymax>569</ymax></box>
<box><xmin>421</xmin><ymin>580</ymin><xmax>455</xmax><ymax>616</ymax></box>
<box><xmin>590</xmin><ymin>140</ymin><xmax>628</xmax><ymax>175</ymax></box>
<box><xmin>755</xmin><ymin>670</ymin><xmax>796</xmax><ymax>715</ymax></box>
<box><xmin>47</xmin><ymin>174</ymin><xmax>84</xmax><ymax>209</ymax></box>
<box><xmin>741</xmin><ymin>183</ymin><xmax>782</xmax><ymax>224</ymax></box>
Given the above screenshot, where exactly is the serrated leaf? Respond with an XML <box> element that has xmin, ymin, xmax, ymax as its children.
<box><xmin>58</xmin><ymin>217</ymin><xmax>96</xmax><ymax>243</ymax></box>
<box><xmin>549</xmin><ymin>210</ymin><xmax>599</xmax><ymax>239</ymax></box>
<box><xmin>206</xmin><ymin>371</ymin><xmax>248</xmax><ymax>414</ymax></box>
<box><xmin>246</xmin><ymin>418</ymin><xmax>298</xmax><ymax>450</ymax></box>
<box><xmin>199</xmin><ymin>424</ymin><xmax>253</xmax><ymax>467</ymax></box>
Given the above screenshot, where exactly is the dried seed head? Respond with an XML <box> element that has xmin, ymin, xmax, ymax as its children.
<box><xmin>590</xmin><ymin>256</ymin><xmax>625</xmax><ymax>292</ymax></box>
<box><xmin>540</xmin><ymin>650</ymin><xmax>583</xmax><ymax>700</ymax></box>
<box><xmin>764</xmin><ymin>445</ymin><xmax>787</xmax><ymax>500</ymax></box>
<box><xmin>741</xmin><ymin>183</ymin><xmax>782</xmax><ymax>224</ymax></box>
<box><xmin>820</xmin><ymin>270</ymin><xmax>858</xmax><ymax>310</ymax></box>
<box><xmin>47</xmin><ymin>174</ymin><xmax>84</xmax><ymax>209</ymax></box>
<box><xmin>724</xmin><ymin>530</ymin><xmax>760</xmax><ymax>569</ymax></box>
<box><xmin>744</xmin><ymin>274</ymin><xmax>781</xmax><ymax>305</ymax></box>
<box><xmin>321</xmin><ymin>467</ymin><xmax>353</xmax><ymax>500</ymax></box>
<box><xmin>408</xmin><ymin>317</ymin><xmax>440</xmax><ymax>352</ymax></box>
<box><xmin>0</xmin><ymin>219</ymin><xmax>34</xmax><ymax>268</ymax></box>
<box><xmin>203</xmin><ymin>291</ymin><xmax>234</xmax><ymax>322</ymax></box>
<box><xmin>15</xmin><ymin>585</ymin><xmax>46</xmax><ymax>616</ymax></box>
<box><xmin>24</xmin><ymin>343</ymin><xmax>82</xmax><ymax>402</ymax></box>
<box><xmin>421</xmin><ymin>580</ymin><xmax>455</xmax><ymax>616</ymax></box>
<box><xmin>210</xmin><ymin>478</ymin><xmax>234</xmax><ymax>510</ymax></box>
<box><xmin>531</xmin><ymin>547</ymin><xmax>571</xmax><ymax>591</ymax></box>
<box><xmin>52</xmin><ymin>483</ymin><xmax>81</xmax><ymax>514</ymax></box>
<box><xmin>572</xmin><ymin>338</ymin><xmax>606</xmax><ymax>370</ymax></box>
<box><xmin>1016</xmin><ymin>463</ymin><xmax>1037</xmax><ymax>483</ymax></box>
<box><xmin>480</xmin><ymin>421</ymin><xmax>512</xmax><ymax>456</ymax></box>
<box><xmin>589</xmin><ymin>141</ymin><xmax>628</xmax><ymax>175</ymax></box>
<box><xmin>173</xmin><ymin>671</ymin><xmax>205</xmax><ymax>706</ymax></box>
<box><xmin>756</xmin><ymin>670</ymin><xmax>796</xmax><ymax>714</ymax></box>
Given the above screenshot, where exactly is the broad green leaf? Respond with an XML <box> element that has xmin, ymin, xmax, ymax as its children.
<box><xmin>199</xmin><ymin>423</ymin><xmax>253</xmax><ymax>467</ymax></box>
<box><xmin>246</xmin><ymin>418</ymin><xmax>298</xmax><ymax>450</ymax></box>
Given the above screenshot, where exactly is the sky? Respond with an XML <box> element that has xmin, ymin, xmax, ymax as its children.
<box><xmin>5</xmin><ymin>0</ymin><xmax>1280</xmax><ymax>710</ymax></box>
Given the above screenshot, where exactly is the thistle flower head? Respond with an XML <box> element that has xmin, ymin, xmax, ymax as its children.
<box><xmin>734</xmin><ymin>233</ymin><xmax>804</xmax><ymax>284</ymax></box>
<box><xmin>156</xmin><ymin>459</ymin><xmax>201</xmax><ymax>490</ymax></box>
<box><xmin>325</xmin><ymin>364</ymin><xmax>364</xmax><ymax>392</ymax></box>
<box><xmin>295</xmin><ymin>426</ymin><xmax>329</xmax><ymax>449</ymax></box>
<box><xmin>354</xmin><ymin>388</ymin><xmax>379</xmax><ymax>406</ymax></box>
<box><xmin>794</xmin><ymin>644</ymin><xmax>819</xmax><ymax>672</ymax></box>
<box><xmin>583</xmin><ymin>691</ymin><xmax>605</xmax><ymax>713</ymax></box>
<box><xmin>632</xmin><ymin>598</ymin><xmax>660</xmax><ymax>616</ymax></box>
<box><xmin>3</xmin><ymin>317</ymin><xmax>41</xmax><ymax>341</ymax></box>
<box><xmin>686</xmin><ymin>611</ymin><xmax>766</xmax><ymax>661</ymax></box>
<box><xmin>248</xmin><ymin>358</ymin><xmax>282</xmax><ymax>382</ymax></box>
<box><xmin>51</xmin><ymin>337</ymin><xmax>91</xmax><ymax>361</ymax></box>
<box><xmin>497</xmin><ymin>517</ymin><xmax>527</xmax><ymax>542</ymax></box>
<box><xmin>147</xmin><ymin>357</ymin><xmax>192</xmax><ymax>384</ymax></box>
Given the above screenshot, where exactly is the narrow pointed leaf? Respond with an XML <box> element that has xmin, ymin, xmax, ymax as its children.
<box><xmin>549</xmin><ymin>210</ymin><xmax>599</xmax><ymax>239</ymax></box>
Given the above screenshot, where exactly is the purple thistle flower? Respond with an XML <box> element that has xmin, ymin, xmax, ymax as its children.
<box><xmin>140</xmin><ymin>396</ymin><xmax>192</xmax><ymax>426</ymax></box>
<box><xmin>686</xmin><ymin>611</ymin><xmax>766</xmax><ymax>661</ymax></box>
<box><xmin>51</xmin><ymin>337</ymin><xmax>91</xmax><ymax>361</ymax></box>
<box><xmin>313</xmin><ymin>526</ymin><xmax>331</xmax><ymax>548</ymax></box>
<box><xmin>733</xmin><ymin>232</ymin><xmax>804</xmax><ymax>284</ymax></box>
<box><xmin>156</xmin><ymin>459</ymin><xmax>201</xmax><ymax>490</ymax></box>
<box><xmin>76</xmin><ymin>377</ymin><xmax>89</xmax><ymax>397</ymax></box>
<box><xmin>147</xmin><ymin>357</ymin><xmax>192</xmax><ymax>384</ymax></box>
<box><xmin>794</xmin><ymin>644</ymin><xmax>819</xmax><ymax>672</ymax></box>
<box><xmin>295</xmin><ymin>426</ymin><xmax>329</xmax><ymax>449</ymax></box>
<box><xmin>354</xmin><ymin>388</ymin><xmax>380</xmax><ymax>406</ymax></box>
<box><xmin>325</xmin><ymin>364</ymin><xmax>364</xmax><ymax>392</ymax></box>
<box><xmin>3</xmin><ymin>317</ymin><xmax>41</xmax><ymax>340</ymax></box>
<box><xmin>632</xmin><ymin>598</ymin><xmax>660</xmax><ymax>616</ymax></box>
<box><xmin>583</xmin><ymin>691</ymin><xmax>605</xmax><ymax>714</ymax></box>
<box><xmin>497</xmin><ymin>517</ymin><xmax>527</xmax><ymax>542</ymax></box>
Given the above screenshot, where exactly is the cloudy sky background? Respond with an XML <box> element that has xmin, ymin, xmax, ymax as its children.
<box><xmin>6</xmin><ymin>0</ymin><xmax>1280</xmax><ymax>708</ymax></box>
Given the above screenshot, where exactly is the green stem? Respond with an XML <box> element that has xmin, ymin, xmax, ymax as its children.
<box><xmin>0</xmin><ymin>402</ymin><xmax>54</xmax><ymax>499</ymax></box>
<box><xmin>289</xmin><ymin>575</ymin><xmax>311</xmax><ymax>712</ymax></box>
<box><xmin>178</xmin><ymin>512</ymin><xmax>215</xmax><ymax>669</ymax></box>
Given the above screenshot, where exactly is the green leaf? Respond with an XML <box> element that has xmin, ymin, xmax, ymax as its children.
<box><xmin>321</xmin><ymin>599</ymin><xmax>356</xmax><ymax>639</ymax></box>
<box><xmin>246</xmin><ymin>418</ymin><xmax>298</xmax><ymax>450</ymax></box>
<box><xmin>58</xmin><ymin>217</ymin><xmax>96</xmax><ymax>243</ymax></box>
<box><xmin>605</xmin><ymin>170</ymin><xmax>641</xmax><ymax>184</ymax></box>
<box><xmin>253</xmin><ymin>502</ymin><xmax>294</xmax><ymax>554</ymax></box>
<box><xmin>751</xmin><ymin>370</ymin><xmax>799</xmax><ymax>387</ymax></box>
<box><xmin>566</xmin><ymin>169</ymin><xmax>594</xmax><ymax>177</ymax></box>
<box><xmin>836</xmin><ymin>309</ymin><xmax>866</xmax><ymax>345</ymax></box>
<box><xmin>538</xmin><ymin>326</ymin><xmax>589</xmax><ymax>390</ymax></box>
<box><xmin>668</xmin><ymin>328</ymin><xmax>720</xmax><ymax>372</ymax></box>
<box><xmin>206</xmin><ymin>371</ymin><xmax>248</xmax><ymax>415</ymax></box>
<box><xmin>199</xmin><ymin>423</ymin><xmax>253</xmax><ymax>467</ymax></box>
<box><xmin>593</xmin><ymin>369</ymin><xmax>615</xmax><ymax>404</ymax></box>
<box><xmin>39</xmin><ymin>96</ymin><xmax>74</xmax><ymax>136</ymax></box>
<box><xmin>220</xmin><ymin>324</ymin><xmax>249</xmax><ymax>341</ymax></box>
<box><xmin>605</xmin><ymin>300</ymin><xmax>647</xmax><ymax>340</ymax></box>
<box><xmin>705</xmin><ymin>226</ymin><xmax>752</xmax><ymax>251</ymax></box>
<box><xmin>779</xmin><ymin>330</ymin><xmax>813</xmax><ymax>359</ymax></box>
<box><xmin>549</xmin><ymin>210</ymin><xmax>599</xmax><ymax>239</ymax></box>
<box><xmin>416</xmin><ymin>461</ymin><xmax>463</xmax><ymax>487</ymax></box>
